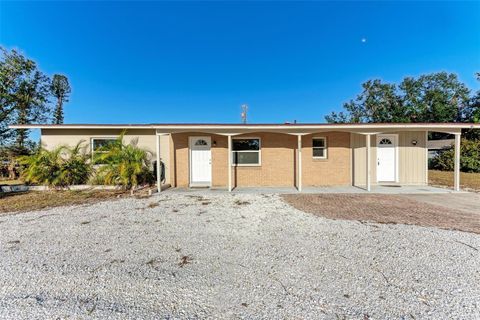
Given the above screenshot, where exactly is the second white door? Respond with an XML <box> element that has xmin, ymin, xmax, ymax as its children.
<box><xmin>377</xmin><ymin>135</ymin><xmax>397</xmax><ymax>182</ymax></box>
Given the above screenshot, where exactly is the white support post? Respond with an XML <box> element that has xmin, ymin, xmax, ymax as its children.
<box><xmin>228</xmin><ymin>135</ymin><xmax>232</xmax><ymax>192</ymax></box>
<box><xmin>454</xmin><ymin>132</ymin><xmax>461</xmax><ymax>192</ymax></box>
<box><xmin>297</xmin><ymin>135</ymin><xmax>302</xmax><ymax>192</ymax></box>
<box><xmin>156</xmin><ymin>134</ymin><xmax>161</xmax><ymax>193</ymax></box>
<box><xmin>366</xmin><ymin>134</ymin><xmax>371</xmax><ymax>192</ymax></box>
<box><xmin>425</xmin><ymin>131</ymin><xmax>429</xmax><ymax>185</ymax></box>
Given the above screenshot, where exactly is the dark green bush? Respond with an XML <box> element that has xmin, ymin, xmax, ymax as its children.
<box><xmin>430</xmin><ymin>139</ymin><xmax>480</xmax><ymax>173</ymax></box>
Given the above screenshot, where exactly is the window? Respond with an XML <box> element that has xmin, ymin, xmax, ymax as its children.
<box><xmin>379</xmin><ymin>138</ymin><xmax>393</xmax><ymax>145</ymax></box>
<box><xmin>194</xmin><ymin>139</ymin><xmax>208</xmax><ymax>146</ymax></box>
<box><xmin>312</xmin><ymin>137</ymin><xmax>327</xmax><ymax>159</ymax></box>
<box><xmin>232</xmin><ymin>138</ymin><xmax>260</xmax><ymax>165</ymax></box>
<box><xmin>91</xmin><ymin>138</ymin><xmax>117</xmax><ymax>164</ymax></box>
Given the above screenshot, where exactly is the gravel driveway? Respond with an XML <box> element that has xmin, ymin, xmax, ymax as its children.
<box><xmin>0</xmin><ymin>193</ymin><xmax>479</xmax><ymax>319</ymax></box>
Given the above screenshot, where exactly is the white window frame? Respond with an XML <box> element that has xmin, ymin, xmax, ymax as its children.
<box><xmin>312</xmin><ymin>137</ymin><xmax>328</xmax><ymax>159</ymax></box>
<box><xmin>231</xmin><ymin>137</ymin><xmax>261</xmax><ymax>167</ymax></box>
<box><xmin>91</xmin><ymin>137</ymin><xmax>117</xmax><ymax>162</ymax></box>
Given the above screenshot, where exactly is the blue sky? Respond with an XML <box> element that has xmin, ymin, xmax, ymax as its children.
<box><xmin>1</xmin><ymin>1</ymin><xmax>479</xmax><ymax>125</ymax></box>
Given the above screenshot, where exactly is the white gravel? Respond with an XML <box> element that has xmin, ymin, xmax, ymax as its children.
<box><xmin>0</xmin><ymin>192</ymin><xmax>479</xmax><ymax>319</ymax></box>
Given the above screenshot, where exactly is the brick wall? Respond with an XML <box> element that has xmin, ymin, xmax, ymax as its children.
<box><xmin>301</xmin><ymin>132</ymin><xmax>351</xmax><ymax>186</ymax></box>
<box><xmin>170</xmin><ymin>131</ymin><xmax>351</xmax><ymax>188</ymax></box>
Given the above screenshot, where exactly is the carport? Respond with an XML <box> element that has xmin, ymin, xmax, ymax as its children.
<box><xmin>153</xmin><ymin>123</ymin><xmax>478</xmax><ymax>192</ymax></box>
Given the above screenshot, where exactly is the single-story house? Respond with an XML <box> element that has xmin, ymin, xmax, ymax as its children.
<box><xmin>427</xmin><ymin>139</ymin><xmax>455</xmax><ymax>159</ymax></box>
<box><xmin>10</xmin><ymin>123</ymin><xmax>480</xmax><ymax>192</ymax></box>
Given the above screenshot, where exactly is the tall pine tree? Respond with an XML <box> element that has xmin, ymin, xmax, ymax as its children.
<box><xmin>50</xmin><ymin>74</ymin><xmax>71</xmax><ymax>124</ymax></box>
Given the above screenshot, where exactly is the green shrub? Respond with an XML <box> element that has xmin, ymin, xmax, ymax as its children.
<box><xmin>95</xmin><ymin>133</ymin><xmax>154</xmax><ymax>189</ymax></box>
<box><xmin>19</xmin><ymin>142</ymin><xmax>92</xmax><ymax>187</ymax></box>
<box><xmin>60</xmin><ymin>143</ymin><xmax>93</xmax><ymax>185</ymax></box>
<box><xmin>430</xmin><ymin>139</ymin><xmax>480</xmax><ymax>173</ymax></box>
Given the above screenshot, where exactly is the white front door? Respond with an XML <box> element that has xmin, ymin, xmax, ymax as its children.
<box><xmin>189</xmin><ymin>136</ymin><xmax>212</xmax><ymax>186</ymax></box>
<box><xmin>377</xmin><ymin>135</ymin><xmax>397</xmax><ymax>182</ymax></box>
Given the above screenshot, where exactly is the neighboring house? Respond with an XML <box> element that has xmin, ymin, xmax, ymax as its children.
<box><xmin>427</xmin><ymin>139</ymin><xmax>454</xmax><ymax>159</ymax></box>
<box><xmin>10</xmin><ymin>123</ymin><xmax>480</xmax><ymax>192</ymax></box>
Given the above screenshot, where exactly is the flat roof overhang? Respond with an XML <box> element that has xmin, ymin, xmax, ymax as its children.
<box><xmin>9</xmin><ymin>123</ymin><xmax>480</xmax><ymax>135</ymax></box>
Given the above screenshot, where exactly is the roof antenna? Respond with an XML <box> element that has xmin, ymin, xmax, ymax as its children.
<box><xmin>241</xmin><ymin>104</ymin><xmax>248</xmax><ymax>124</ymax></box>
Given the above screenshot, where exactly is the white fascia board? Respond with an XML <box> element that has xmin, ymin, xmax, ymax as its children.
<box><xmin>9</xmin><ymin>125</ymin><xmax>157</xmax><ymax>129</ymax></box>
<box><xmin>9</xmin><ymin>123</ymin><xmax>480</xmax><ymax>131</ymax></box>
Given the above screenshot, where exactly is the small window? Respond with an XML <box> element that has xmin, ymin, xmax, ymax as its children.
<box><xmin>312</xmin><ymin>137</ymin><xmax>327</xmax><ymax>159</ymax></box>
<box><xmin>232</xmin><ymin>138</ymin><xmax>260</xmax><ymax>166</ymax></box>
<box><xmin>195</xmin><ymin>139</ymin><xmax>208</xmax><ymax>146</ymax></box>
<box><xmin>379</xmin><ymin>138</ymin><xmax>393</xmax><ymax>145</ymax></box>
<box><xmin>91</xmin><ymin>138</ymin><xmax>117</xmax><ymax>164</ymax></box>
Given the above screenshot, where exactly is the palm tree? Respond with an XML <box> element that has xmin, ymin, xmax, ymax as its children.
<box><xmin>95</xmin><ymin>132</ymin><xmax>154</xmax><ymax>189</ymax></box>
<box><xmin>19</xmin><ymin>145</ymin><xmax>64</xmax><ymax>186</ymax></box>
<box><xmin>19</xmin><ymin>141</ymin><xmax>91</xmax><ymax>187</ymax></box>
<box><xmin>60</xmin><ymin>141</ymin><xmax>92</xmax><ymax>185</ymax></box>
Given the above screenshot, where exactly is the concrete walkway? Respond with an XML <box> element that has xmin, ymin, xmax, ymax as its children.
<box><xmin>404</xmin><ymin>193</ymin><xmax>480</xmax><ymax>214</ymax></box>
<box><xmin>163</xmin><ymin>185</ymin><xmax>458</xmax><ymax>194</ymax></box>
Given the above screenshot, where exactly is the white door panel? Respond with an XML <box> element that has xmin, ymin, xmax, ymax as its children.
<box><xmin>377</xmin><ymin>135</ymin><xmax>397</xmax><ymax>182</ymax></box>
<box><xmin>190</xmin><ymin>137</ymin><xmax>212</xmax><ymax>185</ymax></box>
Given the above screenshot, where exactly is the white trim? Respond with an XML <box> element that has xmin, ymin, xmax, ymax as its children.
<box><xmin>376</xmin><ymin>134</ymin><xmax>399</xmax><ymax>183</ymax></box>
<box><xmin>228</xmin><ymin>135</ymin><xmax>232</xmax><ymax>192</ymax></box>
<box><xmin>11</xmin><ymin>123</ymin><xmax>479</xmax><ymax>130</ymax></box>
<box><xmin>366</xmin><ymin>134</ymin><xmax>371</xmax><ymax>192</ymax></box>
<box><xmin>349</xmin><ymin>133</ymin><xmax>353</xmax><ymax>187</ymax></box>
<box><xmin>425</xmin><ymin>131</ymin><xmax>429</xmax><ymax>185</ymax></box>
<box><xmin>188</xmin><ymin>136</ymin><xmax>212</xmax><ymax>187</ymax></box>
<box><xmin>90</xmin><ymin>137</ymin><xmax>117</xmax><ymax>162</ymax></box>
<box><xmin>312</xmin><ymin>136</ymin><xmax>328</xmax><ymax>159</ymax></box>
<box><xmin>156</xmin><ymin>134</ymin><xmax>161</xmax><ymax>193</ymax></box>
<box><xmin>231</xmin><ymin>137</ymin><xmax>261</xmax><ymax>166</ymax></box>
<box><xmin>90</xmin><ymin>137</ymin><xmax>117</xmax><ymax>150</ymax></box>
<box><xmin>151</xmin><ymin>124</ymin><xmax>474</xmax><ymax>130</ymax></box>
<box><xmin>298</xmin><ymin>135</ymin><xmax>302</xmax><ymax>192</ymax></box>
<box><xmin>454</xmin><ymin>132</ymin><xmax>461</xmax><ymax>192</ymax></box>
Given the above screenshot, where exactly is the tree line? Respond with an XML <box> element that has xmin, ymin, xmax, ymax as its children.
<box><xmin>325</xmin><ymin>72</ymin><xmax>480</xmax><ymax>139</ymax></box>
<box><xmin>0</xmin><ymin>47</ymin><xmax>71</xmax><ymax>154</ymax></box>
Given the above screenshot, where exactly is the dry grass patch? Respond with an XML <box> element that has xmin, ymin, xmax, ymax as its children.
<box><xmin>178</xmin><ymin>255</ymin><xmax>192</xmax><ymax>267</ymax></box>
<box><xmin>147</xmin><ymin>202</ymin><xmax>159</xmax><ymax>209</ymax></box>
<box><xmin>429</xmin><ymin>170</ymin><xmax>480</xmax><ymax>191</ymax></box>
<box><xmin>234</xmin><ymin>199</ymin><xmax>250</xmax><ymax>206</ymax></box>
<box><xmin>0</xmin><ymin>190</ymin><xmax>126</xmax><ymax>214</ymax></box>
<box><xmin>282</xmin><ymin>194</ymin><xmax>480</xmax><ymax>234</ymax></box>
